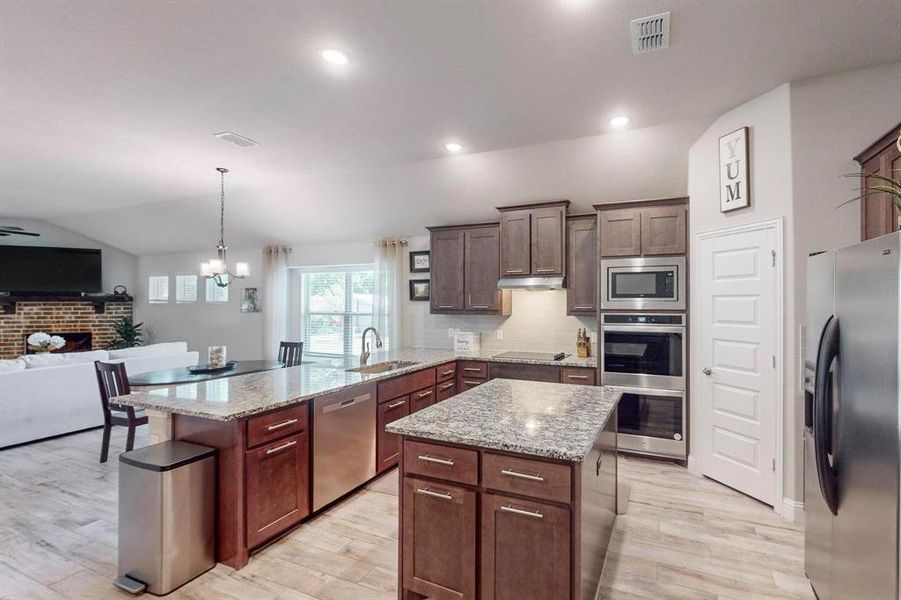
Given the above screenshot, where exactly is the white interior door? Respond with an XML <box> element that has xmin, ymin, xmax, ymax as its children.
<box><xmin>696</xmin><ymin>223</ymin><xmax>779</xmax><ymax>505</ymax></box>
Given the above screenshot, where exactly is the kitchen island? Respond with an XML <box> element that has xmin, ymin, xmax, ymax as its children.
<box><xmin>387</xmin><ymin>378</ymin><xmax>621</xmax><ymax>600</ymax></box>
<box><xmin>113</xmin><ymin>348</ymin><xmax>600</xmax><ymax>570</ymax></box>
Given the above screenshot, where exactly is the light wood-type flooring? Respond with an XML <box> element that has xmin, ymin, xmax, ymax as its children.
<box><xmin>0</xmin><ymin>427</ymin><xmax>814</xmax><ymax>599</ymax></box>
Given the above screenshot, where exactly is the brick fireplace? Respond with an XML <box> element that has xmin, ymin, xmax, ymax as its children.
<box><xmin>0</xmin><ymin>300</ymin><xmax>133</xmax><ymax>359</ymax></box>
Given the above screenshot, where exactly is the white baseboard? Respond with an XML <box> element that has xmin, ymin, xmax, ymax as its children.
<box><xmin>687</xmin><ymin>453</ymin><xmax>700</xmax><ymax>475</ymax></box>
<box><xmin>781</xmin><ymin>497</ymin><xmax>804</xmax><ymax>523</ymax></box>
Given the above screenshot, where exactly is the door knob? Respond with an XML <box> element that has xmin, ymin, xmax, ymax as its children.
<box><xmin>702</xmin><ymin>367</ymin><xmax>712</xmax><ymax>376</ymax></box>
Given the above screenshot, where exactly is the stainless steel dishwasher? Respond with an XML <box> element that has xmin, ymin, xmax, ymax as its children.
<box><xmin>312</xmin><ymin>382</ymin><xmax>376</xmax><ymax>511</ymax></box>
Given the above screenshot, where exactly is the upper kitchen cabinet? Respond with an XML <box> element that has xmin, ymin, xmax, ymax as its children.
<box><xmin>596</xmin><ymin>198</ymin><xmax>688</xmax><ymax>257</ymax></box>
<box><xmin>856</xmin><ymin>123</ymin><xmax>901</xmax><ymax>241</ymax></box>
<box><xmin>497</xmin><ymin>200</ymin><xmax>569</xmax><ymax>277</ymax></box>
<box><xmin>566</xmin><ymin>214</ymin><xmax>597</xmax><ymax>315</ymax></box>
<box><xmin>427</xmin><ymin>223</ymin><xmax>511</xmax><ymax>315</ymax></box>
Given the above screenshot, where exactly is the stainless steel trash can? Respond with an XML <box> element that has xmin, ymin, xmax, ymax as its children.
<box><xmin>116</xmin><ymin>441</ymin><xmax>216</xmax><ymax>595</ymax></box>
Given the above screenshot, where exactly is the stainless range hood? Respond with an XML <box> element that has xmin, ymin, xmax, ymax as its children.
<box><xmin>496</xmin><ymin>276</ymin><xmax>566</xmax><ymax>290</ymax></box>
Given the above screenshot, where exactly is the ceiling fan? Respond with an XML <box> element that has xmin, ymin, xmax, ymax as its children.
<box><xmin>0</xmin><ymin>225</ymin><xmax>40</xmax><ymax>237</ymax></box>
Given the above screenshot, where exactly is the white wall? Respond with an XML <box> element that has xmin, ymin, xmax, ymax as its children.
<box><xmin>687</xmin><ymin>84</ymin><xmax>798</xmax><ymax>505</ymax></box>
<box><xmin>0</xmin><ymin>218</ymin><xmax>137</xmax><ymax>294</ymax></box>
<box><xmin>135</xmin><ymin>248</ymin><xmax>264</xmax><ymax>359</ymax></box>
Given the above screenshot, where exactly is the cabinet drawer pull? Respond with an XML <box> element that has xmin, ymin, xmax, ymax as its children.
<box><xmin>470</xmin><ymin>305</ymin><xmax>489</xmax><ymax>309</ymax></box>
<box><xmin>265</xmin><ymin>440</ymin><xmax>297</xmax><ymax>455</ymax></box>
<box><xmin>501</xmin><ymin>468</ymin><xmax>545</xmax><ymax>482</ymax></box>
<box><xmin>267</xmin><ymin>418</ymin><xmax>299</xmax><ymax>431</ymax></box>
<box><xmin>439</xmin><ymin>382</ymin><xmax>454</xmax><ymax>390</ymax></box>
<box><xmin>535</xmin><ymin>268</ymin><xmax>555</xmax><ymax>273</ymax></box>
<box><xmin>463</xmin><ymin>367</ymin><xmax>482</xmax><ymax>372</ymax></box>
<box><xmin>506</xmin><ymin>269</ymin><xmax>525</xmax><ymax>274</ymax></box>
<box><xmin>416</xmin><ymin>487</ymin><xmax>453</xmax><ymax>501</ymax></box>
<box><xmin>437</xmin><ymin>305</ymin><xmax>455</xmax><ymax>309</ymax></box>
<box><xmin>566</xmin><ymin>375</ymin><xmax>589</xmax><ymax>380</ymax></box>
<box><xmin>441</xmin><ymin>369</ymin><xmax>455</xmax><ymax>376</ymax></box>
<box><xmin>417</xmin><ymin>390</ymin><xmax>432</xmax><ymax>398</ymax></box>
<box><xmin>417</xmin><ymin>454</ymin><xmax>455</xmax><ymax>466</ymax></box>
<box><xmin>463</xmin><ymin>380</ymin><xmax>481</xmax><ymax>385</ymax></box>
<box><xmin>500</xmin><ymin>504</ymin><xmax>543</xmax><ymax>519</ymax></box>
<box><xmin>387</xmin><ymin>399</ymin><xmax>407</xmax><ymax>409</ymax></box>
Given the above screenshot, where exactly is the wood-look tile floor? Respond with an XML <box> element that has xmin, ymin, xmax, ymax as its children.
<box><xmin>0</xmin><ymin>427</ymin><xmax>814</xmax><ymax>600</ymax></box>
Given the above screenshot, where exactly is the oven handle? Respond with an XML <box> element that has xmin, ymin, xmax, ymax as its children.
<box><xmin>606</xmin><ymin>385</ymin><xmax>685</xmax><ymax>398</ymax></box>
<box><xmin>601</xmin><ymin>325</ymin><xmax>685</xmax><ymax>334</ymax></box>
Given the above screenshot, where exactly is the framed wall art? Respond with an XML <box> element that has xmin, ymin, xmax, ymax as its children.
<box><xmin>719</xmin><ymin>126</ymin><xmax>750</xmax><ymax>213</ymax></box>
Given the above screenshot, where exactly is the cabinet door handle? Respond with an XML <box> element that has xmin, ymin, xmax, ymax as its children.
<box><xmin>463</xmin><ymin>367</ymin><xmax>482</xmax><ymax>372</ymax></box>
<box><xmin>506</xmin><ymin>269</ymin><xmax>525</xmax><ymax>274</ymax></box>
<box><xmin>500</xmin><ymin>504</ymin><xmax>543</xmax><ymax>519</ymax></box>
<box><xmin>535</xmin><ymin>268</ymin><xmax>555</xmax><ymax>273</ymax></box>
<box><xmin>463</xmin><ymin>380</ymin><xmax>481</xmax><ymax>385</ymax></box>
<box><xmin>501</xmin><ymin>469</ymin><xmax>545</xmax><ymax>482</ymax></box>
<box><xmin>387</xmin><ymin>399</ymin><xmax>407</xmax><ymax>409</ymax></box>
<box><xmin>470</xmin><ymin>305</ymin><xmax>489</xmax><ymax>309</ymax></box>
<box><xmin>437</xmin><ymin>305</ymin><xmax>455</xmax><ymax>309</ymax></box>
<box><xmin>441</xmin><ymin>370</ymin><xmax>455</xmax><ymax>376</ymax></box>
<box><xmin>416</xmin><ymin>487</ymin><xmax>453</xmax><ymax>501</ymax></box>
<box><xmin>573</xmin><ymin>305</ymin><xmax>594</xmax><ymax>310</ymax></box>
<box><xmin>265</xmin><ymin>440</ymin><xmax>297</xmax><ymax>455</ymax></box>
<box><xmin>567</xmin><ymin>375</ymin><xmax>589</xmax><ymax>380</ymax></box>
<box><xmin>439</xmin><ymin>382</ymin><xmax>454</xmax><ymax>390</ymax></box>
<box><xmin>417</xmin><ymin>390</ymin><xmax>432</xmax><ymax>398</ymax></box>
<box><xmin>267</xmin><ymin>418</ymin><xmax>299</xmax><ymax>431</ymax></box>
<box><xmin>417</xmin><ymin>454</ymin><xmax>454</xmax><ymax>466</ymax></box>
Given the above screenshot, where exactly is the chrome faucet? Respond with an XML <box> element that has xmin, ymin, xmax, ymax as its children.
<box><xmin>360</xmin><ymin>327</ymin><xmax>383</xmax><ymax>366</ymax></box>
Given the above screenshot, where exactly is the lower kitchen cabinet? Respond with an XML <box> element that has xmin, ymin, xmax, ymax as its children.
<box><xmin>436</xmin><ymin>380</ymin><xmax>456</xmax><ymax>401</ymax></box>
<box><xmin>410</xmin><ymin>386</ymin><xmax>436</xmax><ymax>413</ymax></box>
<box><xmin>245</xmin><ymin>431</ymin><xmax>310</xmax><ymax>549</ymax></box>
<box><xmin>402</xmin><ymin>476</ymin><xmax>477</xmax><ymax>599</ymax></box>
<box><xmin>377</xmin><ymin>396</ymin><xmax>410</xmax><ymax>473</ymax></box>
<box><xmin>481</xmin><ymin>492</ymin><xmax>571</xmax><ymax>600</ymax></box>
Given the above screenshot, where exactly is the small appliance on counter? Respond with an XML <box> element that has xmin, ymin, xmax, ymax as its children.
<box><xmin>453</xmin><ymin>331</ymin><xmax>480</xmax><ymax>354</ymax></box>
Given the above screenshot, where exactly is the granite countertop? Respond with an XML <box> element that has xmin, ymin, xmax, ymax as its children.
<box><xmin>386</xmin><ymin>378</ymin><xmax>621</xmax><ymax>462</ymax></box>
<box><xmin>114</xmin><ymin>347</ymin><xmax>597</xmax><ymax>421</ymax></box>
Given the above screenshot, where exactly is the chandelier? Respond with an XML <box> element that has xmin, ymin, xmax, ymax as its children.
<box><xmin>200</xmin><ymin>167</ymin><xmax>249</xmax><ymax>287</ymax></box>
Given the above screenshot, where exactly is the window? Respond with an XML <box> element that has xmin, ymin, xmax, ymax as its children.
<box><xmin>148</xmin><ymin>275</ymin><xmax>169</xmax><ymax>303</ymax></box>
<box><xmin>293</xmin><ymin>266</ymin><xmax>374</xmax><ymax>357</ymax></box>
<box><xmin>205</xmin><ymin>276</ymin><xmax>229</xmax><ymax>302</ymax></box>
<box><xmin>176</xmin><ymin>275</ymin><xmax>198</xmax><ymax>303</ymax></box>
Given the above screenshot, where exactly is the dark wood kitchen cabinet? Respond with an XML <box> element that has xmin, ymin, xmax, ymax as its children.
<box><xmin>429</xmin><ymin>228</ymin><xmax>465</xmax><ymax>311</ymax></box>
<box><xmin>402</xmin><ymin>476</ymin><xmax>477</xmax><ymax>599</ymax></box>
<box><xmin>481</xmin><ymin>492</ymin><xmax>571</xmax><ymax>600</ymax></box>
<box><xmin>596</xmin><ymin>198</ymin><xmax>688</xmax><ymax>257</ymax></box>
<box><xmin>245</xmin><ymin>431</ymin><xmax>310</xmax><ymax>548</ymax></box>
<box><xmin>464</xmin><ymin>226</ymin><xmax>503</xmax><ymax>311</ymax></box>
<box><xmin>566</xmin><ymin>215</ymin><xmax>597</xmax><ymax>315</ymax></box>
<box><xmin>856</xmin><ymin>124</ymin><xmax>901</xmax><ymax>241</ymax></box>
<box><xmin>428</xmin><ymin>224</ymin><xmax>511</xmax><ymax>315</ymax></box>
<box><xmin>377</xmin><ymin>396</ymin><xmax>409</xmax><ymax>473</ymax></box>
<box><xmin>498</xmin><ymin>200</ymin><xmax>569</xmax><ymax>277</ymax></box>
<box><xmin>410</xmin><ymin>386</ymin><xmax>436</xmax><ymax>413</ymax></box>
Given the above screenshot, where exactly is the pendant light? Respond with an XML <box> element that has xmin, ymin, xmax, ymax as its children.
<box><xmin>200</xmin><ymin>167</ymin><xmax>249</xmax><ymax>287</ymax></box>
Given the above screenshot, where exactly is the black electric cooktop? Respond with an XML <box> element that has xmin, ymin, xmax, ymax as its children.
<box><xmin>494</xmin><ymin>351</ymin><xmax>568</xmax><ymax>361</ymax></box>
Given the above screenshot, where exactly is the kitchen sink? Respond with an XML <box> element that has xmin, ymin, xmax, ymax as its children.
<box><xmin>346</xmin><ymin>360</ymin><xmax>419</xmax><ymax>374</ymax></box>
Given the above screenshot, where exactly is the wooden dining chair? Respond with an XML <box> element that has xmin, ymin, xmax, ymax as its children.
<box><xmin>277</xmin><ymin>341</ymin><xmax>304</xmax><ymax>367</ymax></box>
<box><xmin>94</xmin><ymin>361</ymin><xmax>147</xmax><ymax>463</ymax></box>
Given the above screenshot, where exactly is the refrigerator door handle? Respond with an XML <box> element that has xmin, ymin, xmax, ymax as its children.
<box><xmin>814</xmin><ymin>315</ymin><xmax>840</xmax><ymax>515</ymax></box>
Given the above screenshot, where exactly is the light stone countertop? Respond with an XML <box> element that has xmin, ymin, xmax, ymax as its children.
<box><xmin>386</xmin><ymin>378</ymin><xmax>621</xmax><ymax>462</ymax></box>
<box><xmin>114</xmin><ymin>347</ymin><xmax>597</xmax><ymax>421</ymax></box>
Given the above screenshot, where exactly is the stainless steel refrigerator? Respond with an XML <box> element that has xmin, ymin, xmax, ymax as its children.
<box><xmin>805</xmin><ymin>233</ymin><xmax>900</xmax><ymax>600</ymax></box>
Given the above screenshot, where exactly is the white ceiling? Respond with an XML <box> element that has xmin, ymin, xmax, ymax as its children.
<box><xmin>1</xmin><ymin>0</ymin><xmax>900</xmax><ymax>254</ymax></box>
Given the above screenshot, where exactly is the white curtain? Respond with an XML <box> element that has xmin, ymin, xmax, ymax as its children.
<box><xmin>373</xmin><ymin>240</ymin><xmax>406</xmax><ymax>352</ymax></box>
<box><xmin>262</xmin><ymin>246</ymin><xmax>291</xmax><ymax>360</ymax></box>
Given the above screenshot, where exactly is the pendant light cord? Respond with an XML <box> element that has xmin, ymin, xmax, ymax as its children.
<box><xmin>219</xmin><ymin>169</ymin><xmax>226</xmax><ymax>247</ymax></box>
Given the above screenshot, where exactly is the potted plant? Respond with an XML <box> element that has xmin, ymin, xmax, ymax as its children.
<box><xmin>105</xmin><ymin>316</ymin><xmax>144</xmax><ymax>350</ymax></box>
<box><xmin>27</xmin><ymin>332</ymin><xmax>66</xmax><ymax>353</ymax></box>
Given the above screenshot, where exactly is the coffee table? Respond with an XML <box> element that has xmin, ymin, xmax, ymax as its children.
<box><xmin>128</xmin><ymin>360</ymin><xmax>286</xmax><ymax>387</ymax></box>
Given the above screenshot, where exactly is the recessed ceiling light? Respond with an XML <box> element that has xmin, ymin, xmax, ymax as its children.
<box><xmin>320</xmin><ymin>49</ymin><xmax>349</xmax><ymax>65</ymax></box>
<box><xmin>445</xmin><ymin>142</ymin><xmax>464</xmax><ymax>153</ymax></box>
<box><xmin>609</xmin><ymin>116</ymin><xmax>631</xmax><ymax>128</ymax></box>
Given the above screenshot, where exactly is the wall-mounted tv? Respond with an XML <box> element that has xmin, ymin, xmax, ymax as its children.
<box><xmin>0</xmin><ymin>246</ymin><xmax>102</xmax><ymax>295</ymax></box>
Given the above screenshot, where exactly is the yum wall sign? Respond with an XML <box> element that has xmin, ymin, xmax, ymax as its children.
<box><xmin>719</xmin><ymin>126</ymin><xmax>751</xmax><ymax>213</ymax></box>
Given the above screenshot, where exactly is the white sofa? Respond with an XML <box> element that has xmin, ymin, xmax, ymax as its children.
<box><xmin>0</xmin><ymin>342</ymin><xmax>199</xmax><ymax>448</ymax></box>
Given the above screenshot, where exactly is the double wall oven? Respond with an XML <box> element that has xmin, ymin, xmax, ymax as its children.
<box><xmin>601</xmin><ymin>313</ymin><xmax>686</xmax><ymax>459</ymax></box>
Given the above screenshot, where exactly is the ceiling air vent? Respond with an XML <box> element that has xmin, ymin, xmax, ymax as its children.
<box><xmin>630</xmin><ymin>12</ymin><xmax>670</xmax><ymax>54</ymax></box>
<box><xmin>213</xmin><ymin>131</ymin><xmax>259</xmax><ymax>148</ymax></box>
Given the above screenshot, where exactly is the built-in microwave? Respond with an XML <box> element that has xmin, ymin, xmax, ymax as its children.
<box><xmin>600</xmin><ymin>256</ymin><xmax>685</xmax><ymax>311</ymax></box>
